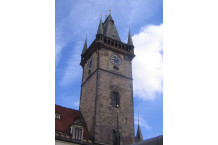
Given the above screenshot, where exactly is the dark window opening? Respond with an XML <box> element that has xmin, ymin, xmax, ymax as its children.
<box><xmin>68</xmin><ymin>128</ymin><xmax>71</xmax><ymax>134</ymax></box>
<box><xmin>118</xmin><ymin>44</ymin><xmax>121</xmax><ymax>48</ymax></box>
<box><xmin>111</xmin><ymin>92</ymin><xmax>120</xmax><ymax>108</ymax></box>
<box><xmin>115</xmin><ymin>42</ymin><xmax>117</xmax><ymax>47</ymax></box>
<box><xmin>111</xmin><ymin>41</ymin><xmax>114</xmax><ymax>46</ymax></box>
<box><xmin>110</xmin><ymin>20</ymin><xmax>114</xmax><ymax>25</ymax></box>
<box><xmin>113</xmin><ymin>66</ymin><xmax>119</xmax><ymax>71</ymax></box>
<box><xmin>104</xmin><ymin>39</ymin><xmax>107</xmax><ymax>43</ymax></box>
<box><xmin>108</xmin><ymin>40</ymin><xmax>110</xmax><ymax>44</ymax></box>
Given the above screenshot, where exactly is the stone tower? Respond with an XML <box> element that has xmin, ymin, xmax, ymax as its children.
<box><xmin>79</xmin><ymin>14</ymin><xmax>135</xmax><ymax>145</ymax></box>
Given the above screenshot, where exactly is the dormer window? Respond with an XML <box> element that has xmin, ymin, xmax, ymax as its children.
<box><xmin>69</xmin><ymin>125</ymin><xmax>84</xmax><ymax>142</ymax></box>
<box><xmin>110</xmin><ymin>20</ymin><xmax>114</xmax><ymax>25</ymax></box>
<box><xmin>73</xmin><ymin>126</ymin><xmax>83</xmax><ymax>141</ymax></box>
<box><xmin>55</xmin><ymin>113</ymin><xmax>61</xmax><ymax>119</ymax></box>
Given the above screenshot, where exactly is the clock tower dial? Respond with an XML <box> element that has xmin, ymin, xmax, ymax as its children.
<box><xmin>88</xmin><ymin>58</ymin><xmax>93</xmax><ymax>70</ymax></box>
<box><xmin>110</xmin><ymin>54</ymin><xmax>122</xmax><ymax>66</ymax></box>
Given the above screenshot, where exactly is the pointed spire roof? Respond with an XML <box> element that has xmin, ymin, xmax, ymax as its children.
<box><xmin>97</xmin><ymin>17</ymin><xmax>103</xmax><ymax>34</ymax></box>
<box><xmin>102</xmin><ymin>14</ymin><xmax>121</xmax><ymax>41</ymax></box>
<box><xmin>136</xmin><ymin>116</ymin><xmax>143</xmax><ymax>142</ymax></box>
<box><xmin>127</xmin><ymin>26</ymin><xmax>133</xmax><ymax>45</ymax></box>
<box><xmin>82</xmin><ymin>35</ymin><xmax>87</xmax><ymax>54</ymax></box>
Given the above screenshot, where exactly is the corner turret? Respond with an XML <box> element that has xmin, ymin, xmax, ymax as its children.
<box><xmin>135</xmin><ymin>116</ymin><xmax>143</xmax><ymax>142</ymax></box>
<box><xmin>127</xmin><ymin>27</ymin><xmax>133</xmax><ymax>46</ymax></box>
<box><xmin>82</xmin><ymin>35</ymin><xmax>87</xmax><ymax>54</ymax></box>
<box><xmin>97</xmin><ymin>17</ymin><xmax>103</xmax><ymax>35</ymax></box>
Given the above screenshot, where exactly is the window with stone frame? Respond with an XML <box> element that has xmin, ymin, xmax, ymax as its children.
<box><xmin>69</xmin><ymin>125</ymin><xmax>83</xmax><ymax>141</ymax></box>
<box><xmin>69</xmin><ymin>118</ymin><xmax>85</xmax><ymax>142</ymax></box>
<box><xmin>73</xmin><ymin>126</ymin><xmax>83</xmax><ymax>141</ymax></box>
<box><xmin>111</xmin><ymin>91</ymin><xmax>120</xmax><ymax>108</ymax></box>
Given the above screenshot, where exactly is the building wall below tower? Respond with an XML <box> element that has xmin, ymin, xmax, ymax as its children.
<box><xmin>94</xmin><ymin>70</ymin><xmax>135</xmax><ymax>145</ymax></box>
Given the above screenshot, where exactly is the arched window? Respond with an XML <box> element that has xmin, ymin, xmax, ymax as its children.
<box><xmin>111</xmin><ymin>92</ymin><xmax>120</xmax><ymax>108</ymax></box>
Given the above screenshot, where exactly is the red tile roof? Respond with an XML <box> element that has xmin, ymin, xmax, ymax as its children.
<box><xmin>55</xmin><ymin>104</ymin><xmax>90</xmax><ymax>138</ymax></box>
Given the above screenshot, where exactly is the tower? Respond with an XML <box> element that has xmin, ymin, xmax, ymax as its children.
<box><xmin>79</xmin><ymin>14</ymin><xmax>135</xmax><ymax>145</ymax></box>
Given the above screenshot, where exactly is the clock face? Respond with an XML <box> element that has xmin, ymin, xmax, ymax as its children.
<box><xmin>88</xmin><ymin>58</ymin><xmax>93</xmax><ymax>70</ymax></box>
<box><xmin>110</xmin><ymin>54</ymin><xmax>122</xmax><ymax>66</ymax></box>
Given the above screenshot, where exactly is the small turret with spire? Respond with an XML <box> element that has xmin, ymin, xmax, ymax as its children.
<box><xmin>135</xmin><ymin>115</ymin><xmax>143</xmax><ymax>142</ymax></box>
<box><xmin>127</xmin><ymin>26</ymin><xmax>133</xmax><ymax>46</ymax></box>
<box><xmin>82</xmin><ymin>34</ymin><xmax>87</xmax><ymax>54</ymax></box>
<box><xmin>97</xmin><ymin>16</ymin><xmax>103</xmax><ymax>35</ymax></box>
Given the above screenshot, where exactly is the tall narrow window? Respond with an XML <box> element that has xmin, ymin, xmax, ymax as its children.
<box><xmin>72</xmin><ymin>126</ymin><xmax>83</xmax><ymax>141</ymax></box>
<box><xmin>111</xmin><ymin>92</ymin><xmax>120</xmax><ymax>108</ymax></box>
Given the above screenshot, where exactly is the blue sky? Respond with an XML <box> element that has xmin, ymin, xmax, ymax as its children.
<box><xmin>55</xmin><ymin>0</ymin><xmax>163</xmax><ymax>140</ymax></box>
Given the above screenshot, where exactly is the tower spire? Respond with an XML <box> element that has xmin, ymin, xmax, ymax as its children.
<box><xmin>82</xmin><ymin>34</ymin><xmax>87</xmax><ymax>54</ymax></box>
<box><xmin>127</xmin><ymin>26</ymin><xmax>133</xmax><ymax>46</ymax></box>
<box><xmin>135</xmin><ymin>115</ymin><xmax>143</xmax><ymax>142</ymax></box>
<box><xmin>103</xmin><ymin>13</ymin><xmax>121</xmax><ymax>41</ymax></box>
<box><xmin>97</xmin><ymin>16</ymin><xmax>103</xmax><ymax>35</ymax></box>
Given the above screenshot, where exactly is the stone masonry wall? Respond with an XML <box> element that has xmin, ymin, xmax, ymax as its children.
<box><xmin>80</xmin><ymin>49</ymin><xmax>98</xmax><ymax>138</ymax></box>
<box><xmin>82</xmin><ymin>51</ymin><xmax>98</xmax><ymax>83</ymax></box>
<box><xmin>94</xmin><ymin>48</ymin><xmax>135</xmax><ymax>145</ymax></box>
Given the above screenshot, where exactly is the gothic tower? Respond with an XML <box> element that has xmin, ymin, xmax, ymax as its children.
<box><xmin>79</xmin><ymin>14</ymin><xmax>135</xmax><ymax>145</ymax></box>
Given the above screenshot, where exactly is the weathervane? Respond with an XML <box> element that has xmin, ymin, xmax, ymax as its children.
<box><xmin>138</xmin><ymin>115</ymin><xmax>140</xmax><ymax>126</ymax></box>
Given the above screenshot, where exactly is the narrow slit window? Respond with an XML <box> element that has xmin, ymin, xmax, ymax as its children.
<box><xmin>111</xmin><ymin>92</ymin><xmax>120</xmax><ymax>108</ymax></box>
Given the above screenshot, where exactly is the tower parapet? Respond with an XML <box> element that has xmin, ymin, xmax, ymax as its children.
<box><xmin>81</xmin><ymin>14</ymin><xmax>135</xmax><ymax>67</ymax></box>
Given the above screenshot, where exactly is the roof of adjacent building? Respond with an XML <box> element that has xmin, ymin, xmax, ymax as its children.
<box><xmin>132</xmin><ymin>135</ymin><xmax>163</xmax><ymax>145</ymax></box>
<box><xmin>55</xmin><ymin>104</ymin><xmax>90</xmax><ymax>138</ymax></box>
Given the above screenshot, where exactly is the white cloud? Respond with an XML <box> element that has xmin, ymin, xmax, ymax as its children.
<box><xmin>132</xmin><ymin>23</ymin><xmax>163</xmax><ymax>100</ymax></box>
<box><xmin>134</xmin><ymin>115</ymin><xmax>151</xmax><ymax>130</ymax></box>
<box><xmin>55</xmin><ymin>0</ymin><xmax>162</xmax><ymax>66</ymax></box>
